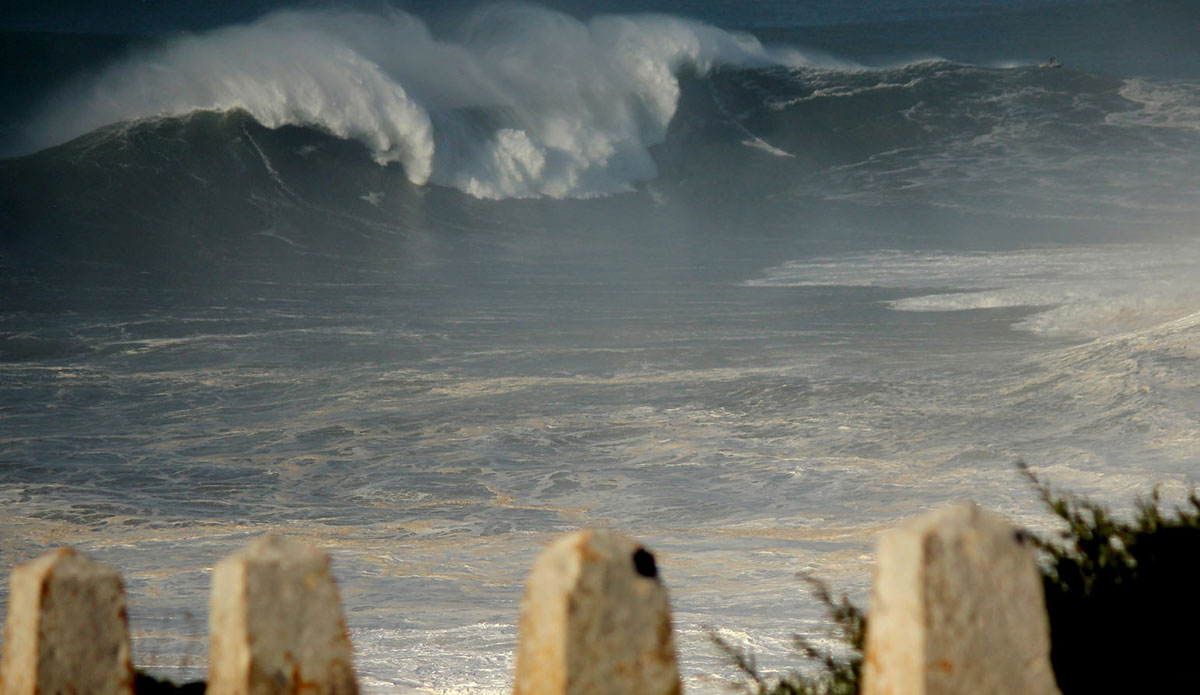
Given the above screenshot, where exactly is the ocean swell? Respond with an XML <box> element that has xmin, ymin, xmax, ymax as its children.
<box><xmin>27</xmin><ymin>5</ymin><xmax>803</xmax><ymax>199</ymax></box>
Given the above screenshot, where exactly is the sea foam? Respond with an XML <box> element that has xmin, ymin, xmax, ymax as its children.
<box><xmin>747</xmin><ymin>244</ymin><xmax>1200</xmax><ymax>339</ymax></box>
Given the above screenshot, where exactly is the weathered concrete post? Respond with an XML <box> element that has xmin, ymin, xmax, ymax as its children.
<box><xmin>208</xmin><ymin>534</ymin><xmax>358</xmax><ymax>695</ymax></box>
<box><xmin>862</xmin><ymin>504</ymin><xmax>1061</xmax><ymax>695</ymax></box>
<box><xmin>0</xmin><ymin>547</ymin><xmax>133</xmax><ymax>695</ymax></box>
<box><xmin>513</xmin><ymin>529</ymin><xmax>681</xmax><ymax>695</ymax></box>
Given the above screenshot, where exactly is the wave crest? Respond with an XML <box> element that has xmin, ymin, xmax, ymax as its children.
<box><xmin>29</xmin><ymin>5</ymin><xmax>800</xmax><ymax>199</ymax></box>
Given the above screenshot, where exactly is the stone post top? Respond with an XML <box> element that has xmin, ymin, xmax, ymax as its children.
<box><xmin>893</xmin><ymin>504</ymin><xmax>1014</xmax><ymax>533</ymax></box>
<box><xmin>223</xmin><ymin>533</ymin><xmax>328</xmax><ymax>565</ymax></box>
<box><xmin>3</xmin><ymin>546</ymin><xmax>132</xmax><ymax>695</ymax></box>
<box><xmin>208</xmin><ymin>533</ymin><xmax>358</xmax><ymax>695</ymax></box>
<box><xmin>881</xmin><ymin>504</ymin><xmax>1037</xmax><ymax>559</ymax></box>
<box><xmin>514</xmin><ymin>528</ymin><xmax>679</xmax><ymax>695</ymax></box>
<box><xmin>535</xmin><ymin>528</ymin><xmax>662</xmax><ymax>579</ymax></box>
<box><xmin>550</xmin><ymin>528</ymin><xmax>638</xmax><ymax>551</ymax></box>
<box><xmin>864</xmin><ymin>502</ymin><xmax>1059</xmax><ymax>695</ymax></box>
<box><xmin>14</xmin><ymin>546</ymin><xmax>117</xmax><ymax>578</ymax></box>
<box><xmin>542</xmin><ymin>527</ymin><xmax>647</xmax><ymax>551</ymax></box>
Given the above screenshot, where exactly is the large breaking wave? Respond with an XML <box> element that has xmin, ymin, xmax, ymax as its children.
<box><xmin>26</xmin><ymin>5</ymin><xmax>824</xmax><ymax>199</ymax></box>
<box><xmin>12</xmin><ymin>3</ymin><xmax>1200</xmax><ymax>217</ymax></box>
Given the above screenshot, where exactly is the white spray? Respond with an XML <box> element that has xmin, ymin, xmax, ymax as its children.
<box><xmin>30</xmin><ymin>5</ymin><xmax>810</xmax><ymax>199</ymax></box>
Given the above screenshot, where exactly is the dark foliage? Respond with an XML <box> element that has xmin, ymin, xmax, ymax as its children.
<box><xmin>134</xmin><ymin>671</ymin><xmax>205</xmax><ymax>695</ymax></box>
<box><xmin>1017</xmin><ymin>461</ymin><xmax>1200</xmax><ymax>695</ymax></box>
<box><xmin>712</xmin><ymin>575</ymin><xmax>864</xmax><ymax>695</ymax></box>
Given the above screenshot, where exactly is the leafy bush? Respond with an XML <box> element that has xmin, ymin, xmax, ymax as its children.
<box><xmin>134</xmin><ymin>671</ymin><xmax>205</xmax><ymax>695</ymax></box>
<box><xmin>712</xmin><ymin>575</ymin><xmax>864</xmax><ymax>695</ymax></box>
<box><xmin>1018</xmin><ymin>462</ymin><xmax>1200</xmax><ymax>695</ymax></box>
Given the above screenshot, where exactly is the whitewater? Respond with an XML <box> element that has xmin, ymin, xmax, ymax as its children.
<box><xmin>1</xmin><ymin>1</ymin><xmax>1199</xmax><ymax>693</ymax></box>
<box><xmin>25</xmin><ymin>6</ymin><xmax>829</xmax><ymax>199</ymax></box>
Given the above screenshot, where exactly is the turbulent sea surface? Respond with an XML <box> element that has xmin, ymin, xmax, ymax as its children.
<box><xmin>2</xmin><ymin>1</ymin><xmax>1199</xmax><ymax>691</ymax></box>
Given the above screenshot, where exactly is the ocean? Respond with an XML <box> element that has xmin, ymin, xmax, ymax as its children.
<box><xmin>1</xmin><ymin>0</ymin><xmax>1199</xmax><ymax>691</ymax></box>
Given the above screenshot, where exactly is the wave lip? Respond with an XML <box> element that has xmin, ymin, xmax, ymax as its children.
<box><xmin>27</xmin><ymin>5</ymin><xmax>806</xmax><ymax>199</ymax></box>
<box><xmin>29</xmin><ymin>11</ymin><xmax>437</xmax><ymax>183</ymax></box>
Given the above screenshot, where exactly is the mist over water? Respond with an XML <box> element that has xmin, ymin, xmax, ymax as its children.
<box><xmin>2</xmin><ymin>1</ymin><xmax>1200</xmax><ymax>692</ymax></box>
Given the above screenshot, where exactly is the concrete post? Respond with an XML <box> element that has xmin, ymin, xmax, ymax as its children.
<box><xmin>513</xmin><ymin>529</ymin><xmax>681</xmax><ymax>695</ymax></box>
<box><xmin>0</xmin><ymin>547</ymin><xmax>133</xmax><ymax>695</ymax></box>
<box><xmin>208</xmin><ymin>534</ymin><xmax>358</xmax><ymax>695</ymax></box>
<box><xmin>862</xmin><ymin>504</ymin><xmax>1061</xmax><ymax>695</ymax></box>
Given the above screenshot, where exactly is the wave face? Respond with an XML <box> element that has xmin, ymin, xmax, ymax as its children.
<box><xmin>6</xmin><ymin>6</ymin><xmax>1200</xmax><ymax>279</ymax></box>
<box><xmin>26</xmin><ymin>6</ymin><xmax>815</xmax><ymax>198</ymax></box>
<box><xmin>10</xmin><ymin>3</ymin><xmax>1200</xmax><ymax>213</ymax></box>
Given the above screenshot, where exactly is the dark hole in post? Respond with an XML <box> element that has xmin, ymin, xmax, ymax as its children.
<box><xmin>1013</xmin><ymin>529</ymin><xmax>1028</xmax><ymax>545</ymax></box>
<box><xmin>633</xmin><ymin>547</ymin><xmax>658</xmax><ymax>579</ymax></box>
